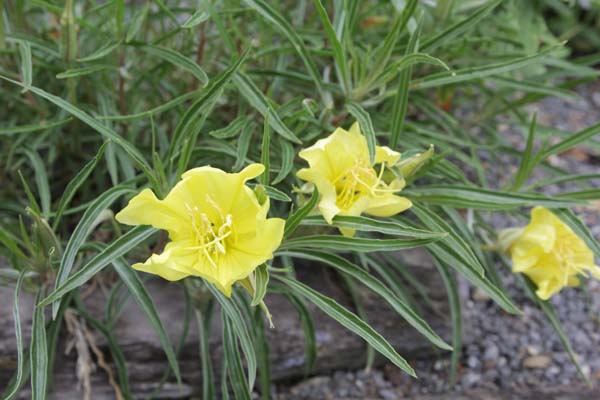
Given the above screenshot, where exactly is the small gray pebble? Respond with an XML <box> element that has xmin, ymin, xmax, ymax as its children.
<box><xmin>483</xmin><ymin>344</ymin><xmax>499</xmax><ymax>361</ymax></box>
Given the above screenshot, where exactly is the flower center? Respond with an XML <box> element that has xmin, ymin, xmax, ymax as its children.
<box><xmin>553</xmin><ymin>235</ymin><xmax>585</xmax><ymax>283</ymax></box>
<box><xmin>332</xmin><ymin>160</ymin><xmax>396</xmax><ymax>209</ymax></box>
<box><xmin>185</xmin><ymin>195</ymin><xmax>234</xmax><ymax>269</ymax></box>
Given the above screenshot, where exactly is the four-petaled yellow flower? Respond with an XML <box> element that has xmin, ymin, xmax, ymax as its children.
<box><xmin>115</xmin><ymin>164</ymin><xmax>285</xmax><ymax>296</ymax></box>
<box><xmin>506</xmin><ymin>206</ymin><xmax>600</xmax><ymax>300</ymax></box>
<box><xmin>296</xmin><ymin>122</ymin><xmax>412</xmax><ymax>236</ymax></box>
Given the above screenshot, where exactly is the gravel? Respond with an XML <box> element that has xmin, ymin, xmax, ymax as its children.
<box><xmin>275</xmin><ymin>83</ymin><xmax>600</xmax><ymax>399</ymax></box>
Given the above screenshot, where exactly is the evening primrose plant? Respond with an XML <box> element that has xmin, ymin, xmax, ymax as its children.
<box><xmin>1</xmin><ymin>0</ymin><xmax>600</xmax><ymax>398</ymax></box>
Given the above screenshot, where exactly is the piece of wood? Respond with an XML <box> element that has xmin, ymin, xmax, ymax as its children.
<box><xmin>0</xmin><ymin>249</ymin><xmax>467</xmax><ymax>399</ymax></box>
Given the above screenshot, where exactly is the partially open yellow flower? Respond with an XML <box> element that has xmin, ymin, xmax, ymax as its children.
<box><xmin>505</xmin><ymin>207</ymin><xmax>600</xmax><ymax>300</ymax></box>
<box><xmin>296</xmin><ymin>122</ymin><xmax>412</xmax><ymax>236</ymax></box>
<box><xmin>115</xmin><ymin>164</ymin><xmax>285</xmax><ymax>296</ymax></box>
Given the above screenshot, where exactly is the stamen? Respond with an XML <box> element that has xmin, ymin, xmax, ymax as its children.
<box><xmin>185</xmin><ymin>201</ymin><xmax>234</xmax><ymax>269</ymax></box>
<box><xmin>334</xmin><ymin>160</ymin><xmax>400</xmax><ymax>208</ymax></box>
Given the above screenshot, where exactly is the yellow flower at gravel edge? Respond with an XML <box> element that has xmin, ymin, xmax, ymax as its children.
<box><xmin>115</xmin><ymin>164</ymin><xmax>285</xmax><ymax>297</ymax></box>
<box><xmin>296</xmin><ymin>122</ymin><xmax>412</xmax><ymax>236</ymax></box>
<box><xmin>506</xmin><ymin>206</ymin><xmax>600</xmax><ymax>300</ymax></box>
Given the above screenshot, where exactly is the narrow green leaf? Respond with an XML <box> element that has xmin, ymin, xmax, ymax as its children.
<box><xmin>380</xmin><ymin>53</ymin><xmax>449</xmax><ymax>86</ymax></box>
<box><xmin>98</xmin><ymin>89</ymin><xmax>201</xmax><ymax>122</ymax></box>
<box><xmin>53</xmin><ymin>141</ymin><xmax>108</xmax><ymax>230</ymax></box>
<box><xmin>77</xmin><ymin>40</ymin><xmax>121</xmax><ymax>62</ymax></box>
<box><xmin>53</xmin><ymin>185</ymin><xmax>134</xmax><ymax>318</ymax></box>
<box><xmin>3</xmin><ymin>271</ymin><xmax>26</xmax><ymax>400</ymax></box>
<box><xmin>233</xmin><ymin>73</ymin><xmax>302</xmax><ymax>144</ymax></box>
<box><xmin>0</xmin><ymin>118</ymin><xmax>72</xmax><ymax>136</ymax></box>
<box><xmin>233</xmin><ymin>123</ymin><xmax>254</xmax><ymax>171</ymax></box>
<box><xmin>301</xmin><ymin>215</ymin><xmax>447</xmax><ymax>238</ymax></box>
<box><xmin>557</xmin><ymin>189</ymin><xmax>600</xmax><ymax>201</ymax></box>
<box><xmin>30</xmin><ymin>291</ymin><xmax>48</xmax><ymax>400</ymax></box>
<box><xmin>115</xmin><ymin>0</ymin><xmax>124</xmax><ymax>36</ymax></box>
<box><xmin>278</xmin><ymin>276</ymin><xmax>416</xmax><ymax>377</ymax></box>
<box><xmin>221</xmin><ymin>360</ymin><xmax>230</xmax><ymax>400</ymax></box>
<box><xmin>346</xmin><ymin>102</ymin><xmax>376</xmax><ymax>165</ymax></box>
<box><xmin>242</xmin><ymin>0</ymin><xmax>324</xmax><ymax>98</ymax></box>
<box><xmin>126</xmin><ymin>1</ymin><xmax>149</xmax><ymax>43</ymax></box>
<box><xmin>284</xmin><ymin>188</ymin><xmax>319</xmax><ymax>238</ymax></box>
<box><xmin>0</xmin><ymin>0</ymin><xmax>5</xmax><ymax>49</ymax></box>
<box><xmin>18</xmin><ymin>40</ymin><xmax>32</xmax><ymax>92</ymax></box>
<box><xmin>0</xmin><ymin>227</ymin><xmax>28</xmax><ymax>263</ymax></box>
<box><xmin>251</xmin><ymin>264</ymin><xmax>269</xmax><ymax>307</ymax></box>
<box><xmin>312</xmin><ymin>0</ymin><xmax>350</xmax><ymax>94</ymax></box>
<box><xmin>260</xmin><ymin>111</ymin><xmax>271</xmax><ymax>186</ymax></box>
<box><xmin>405</xmin><ymin>185</ymin><xmax>584</xmax><ymax>210</ymax></box>
<box><xmin>253</xmin><ymin>308</ymin><xmax>271</xmax><ymax>400</ymax></box>
<box><xmin>539</xmin><ymin>120</ymin><xmax>600</xmax><ymax>160</ymax></box>
<box><xmin>512</xmin><ymin>113</ymin><xmax>538</xmax><ymax>191</ymax></box>
<box><xmin>280</xmin><ymin>234</ymin><xmax>440</xmax><ymax>252</ymax></box>
<box><xmin>272</xmin><ymin>139</ymin><xmax>294</xmax><ymax>184</ymax></box>
<box><xmin>390</xmin><ymin>20</ymin><xmax>421</xmax><ymax>148</ymax></box>
<box><xmin>262</xmin><ymin>185</ymin><xmax>291</xmax><ymax>202</ymax></box>
<box><xmin>39</xmin><ymin>226</ymin><xmax>157</xmax><ymax>308</ymax></box>
<box><xmin>56</xmin><ymin>65</ymin><xmax>114</xmax><ymax>79</ymax></box>
<box><xmin>142</xmin><ymin>45</ymin><xmax>208</xmax><ymax>84</ymax></box>
<box><xmin>527</xmin><ymin>173</ymin><xmax>600</xmax><ymax>191</ymax></box>
<box><xmin>182</xmin><ymin>8</ymin><xmax>209</xmax><ymax>28</ymax></box>
<box><xmin>22</xmin><ymin>148</ymin><xmax>51</xmax><ymax>218</ymax></box>
<box><xmin>18</xmin><ymin>170</ymin><xmax>42</xmax><ymax>216</ymax></box>
<box><xmin>208</xmin><ymin>116</ymin><xmax>249</xmax><ymax>139</ymax></box>
<box><xmin>282</xmin><ymin>250</ymin><xmax>452</xmax><ymax>350</ymax></box>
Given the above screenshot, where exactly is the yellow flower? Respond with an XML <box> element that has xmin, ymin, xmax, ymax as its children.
<box><xmin>115</xmin><ymin>164</ymin><xmax>285</xmax><ymax>296</ymax></box>
<box><xmin>506</xmin><ymin>207</ymin><xmax>600</xmax><ymax>300</ymax></box>
<box><xmin>296</xmin><ymin>122</ymin><xmax>412</xmax><ymax>236</ymax></box>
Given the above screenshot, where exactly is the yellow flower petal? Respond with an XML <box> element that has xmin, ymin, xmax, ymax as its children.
<box><xmin>115</xmin><ymin>188</ymin><xmax>188</xmax><ymax>240</ymax></box>
<box><xmin>375</xmin><ymin>145</ymin><xmax>401</xmax><ymax>166</ymax></box>
<box><xmin>364</xmin><ymin>195</ymin><xmax>412</xmax><ymax>218</ymax></box>
<box><xmin>297</xmin><ymin>168</ymin><xmax>339</xmax><ymax>223</ymax></box>
<box><xmin>132</xmin><ymin>241</ymin><xmax>196</xmax><ymax>281</ymax></box>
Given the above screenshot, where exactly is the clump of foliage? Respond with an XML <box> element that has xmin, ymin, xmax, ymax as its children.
<box><xmin>1</xmin><ymin>0</ymin><xmax>599</xmax><ymax>398</ymax></box>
